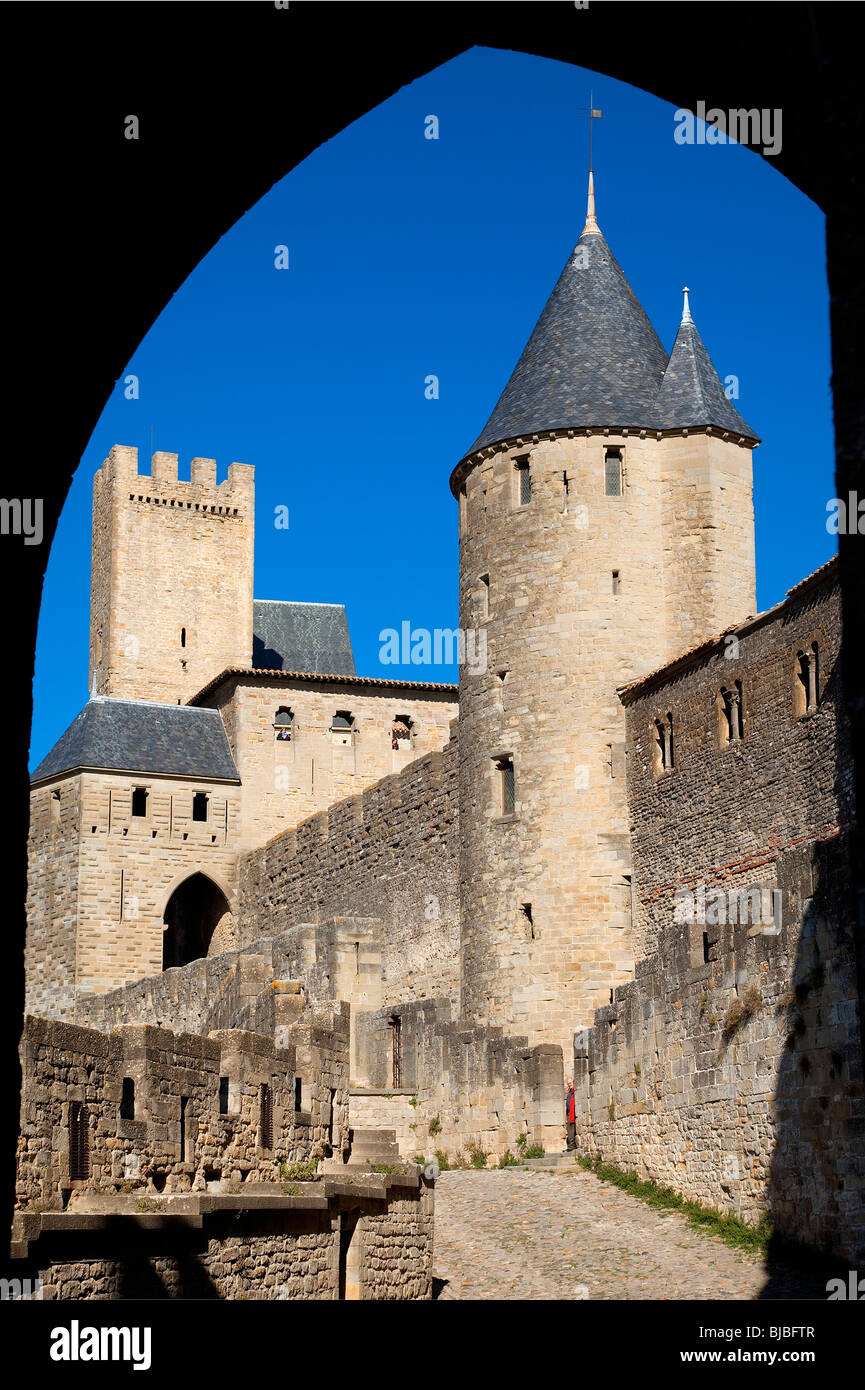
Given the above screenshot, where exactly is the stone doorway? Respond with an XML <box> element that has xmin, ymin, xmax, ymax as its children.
<box><xmin>162</xmin><ymin>873</ymin><xmax>234</xmax><ymax>970</ymax></box>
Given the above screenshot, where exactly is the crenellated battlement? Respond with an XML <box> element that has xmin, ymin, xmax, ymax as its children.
<box><xmin>97</xmin><ymin>444</ymin><xmax>254</xmax><ymax>517</ymax></box>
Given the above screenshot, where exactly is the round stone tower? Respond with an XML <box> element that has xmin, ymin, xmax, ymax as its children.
<box><xmin>451</xmin><ymin>178</ymin><xmax>759</xmax><ymax>1057</ymax></box>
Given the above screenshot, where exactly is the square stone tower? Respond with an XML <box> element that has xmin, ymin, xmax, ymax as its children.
<box><xmin>90</xmin><ymin>445</ymin><xmax>254</xmax><ymax>704</ymax></box>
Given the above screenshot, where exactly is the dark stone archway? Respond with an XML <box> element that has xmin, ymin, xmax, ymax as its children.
<box><xmin>162</xmin><ymin>874</ymin><xmax>234</xmax><ymax>971</ymax></box>
<box><xmin>6</xmin><ymin>4</ymin><xmax>864</xmax><ymax>1310</ymax></box>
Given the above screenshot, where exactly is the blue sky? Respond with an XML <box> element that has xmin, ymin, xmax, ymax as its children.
<box><xmin>31</xmin><ymin>47</ymin><xmax>834</xmax><ymax>769</ymax></box>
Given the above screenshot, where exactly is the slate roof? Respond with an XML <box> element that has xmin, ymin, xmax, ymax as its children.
<box><xmin>31</xmin><ymin>698</ymin><xmax>240</xmax><ymax>785</ymax></box>
<box><xmin>457</xmin><ymin>222</ymin><xmax>758</xmax><ymax>474</ymax></box>
<box><xmin>252</xmin><ymin>600</ymin><xmax>356</xmax><ymax>677</ymax></box>
<box><xmin>464</xmin><ymin>229</ymin><xmax>669</xmax><ymax>457</ymax></box>
<box><xmin>653</xmin><ymin>319</ymin><xmax>756</xmax><ymax>437</ymax></box>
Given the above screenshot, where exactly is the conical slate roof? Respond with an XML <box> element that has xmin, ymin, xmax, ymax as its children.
<box><xmin>31</xmin><ymin>697</ymin><xmax>240</xmax><ymax>785</ymax></box>
<box><xmin>465</xmin><ymin>227</ymin><xmax>669</xmax><ymax>457</ymax></box>
<box><xmin>653</xmin><ymin>314</ymin><xmax>756</xmax><ymax>438</ymax></box>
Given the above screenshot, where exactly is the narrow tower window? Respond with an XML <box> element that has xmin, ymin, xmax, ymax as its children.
<box><xmin>69</xmin><ymin>1102</ymin><xmax>90</xmax><ymax>1180</ymax></box>
<box><xmin>795</xmin><ymin>643</ymin><xmax>819</xmax><ymax>716</ymax></box>
<box><xmin>131</xmin><ymin>786</ymin><xmax>148</xmax><ymax>818</ymax></box>
<box><xmin>479</xmin><ymin>573</ymin><xmax>490</xmax><ymax>619</ymax></box>
<box><xmin>219</xmin><ymin>1076</ymin><xmax>229</xmax><ymax>1115</ymax></box>
<box><xmin>720</xmin><ymin>682</ymin><xmax>744</xmax><ymax>743</ymax></box>
<box><xmin>180</xmin><ymin>627</ymin><xmax>187</xmax><ymax>648</ymax></box>
<box><xmin>515</xmin><ymin>457</ymin><xmax>531</xmax><ymax>506</ymax></box>
<box><xmin>655</xmin><ymin>714</ymin><xmax>674</xmax><ymax>772</ymax></box>
<box><xmin>192</xmin><ymin>791</ymin><xmax>209</xmax><ymax>822</ymax></box>
<box><xmin>496</xmin><ymin>756</ymin><xmax>516</xmax><ymax>815</ymax></box>
<box><xmin>604</xmin><ymin>449</ymin><xmax>622</xmax><ymax>496</ymax></box>
<box><xmin>259</xmin><ymin>1083</ymin><xmax>273</xmax><ymax>1149</ymax></box>
<box><xmin>120</xmin><ymin>1077</ymin><xmax>135</xmax><ymax>1120</ymax></box>
<box><xmin>612</xmin><ymin>570</ymin><xmax>620</xmax><ymax>595</ymax></box>
<box><xmin>390</xmin><ymin>1016</ymin><xmax>402</xmax><ymax>1089</ymax></box>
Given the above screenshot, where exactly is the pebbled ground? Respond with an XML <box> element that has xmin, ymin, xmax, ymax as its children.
<box><xmin>432</xmin><ymin>1167</ymin><xmax>830</xmax><ymax>1301</ymax></box>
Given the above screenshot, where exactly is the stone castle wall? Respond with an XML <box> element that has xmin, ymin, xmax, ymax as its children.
<box><xmin>573</xmin><ymin>565</ymin><xmax>865</xmax><ymax>1261</ymax></box>
<box><xmin>90</xmin><ymin>445</ymin><xmax>254</xmax><ymax>705</ymax></box>
<box><xmin>354</xmin><ymin>998</ymin><xmax>565</xmax><ymax>1160</ymax></box>
<box><xmin>238</xmin><ymin>733</ymin><xmax>461</xmax><ymax>1011</ymax></box>
<box><xmin>201</xmin><ymin>674</ymin><xmax>456</xmax><ymax>851</ymax></box>
<box><xmin>15</xmin><ymin>1011</ymin><xmax>348</xmax><ymax>1209</ymax></box>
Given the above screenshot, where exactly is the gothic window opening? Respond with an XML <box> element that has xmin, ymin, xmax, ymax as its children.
<box><xmin>259</xmin><ymin>1083</ymin><xmax>273</xmax><ymax>1149</ymax></box>
<box><xmin>720</xmin><ymin>682</ymin><xmax>744</xmax><ymax>743</ymax></box>
<box><xmin>69</xmin><ymin>1101</ymin><xmax>90</xmax><ymax>1180</ymax></box>
<box><xmin>521</xmin><ymin>903</ymin><xmax>534</xmax><ymax>941</ymax></box>
<box><xmin>796</xmin><ymin>643</ymin><xmax>819</xmax><ymax>716</ymax></box>
<box><xmin>392</xmin><ymin>714</ymin><xmax>413</xmax><ymax>750</ymax></box>
<box><xmin>274</xmin><ymin>706</ymin><xmax>294</xmax><ymax>741</ymax></box>
<box><xmin>605</xmin><ymin>449</ymin><xmax>623</xmax><ymax>496</ymax></box>
<box><xmin>655</xmin><ymin>714</ymin><xmax>674</xmax><ymax>772</ymax></box>
<box><xmin>332</xmin><ymin>711</ymin><xmax>354</xmax><ymax>746</ymax></box>
<box><xmin>163</xmin><ymin>873</ymin><xmax>233</xmax><ymax>970</ymax></box>
<box><xmin>131</xmin><ymin>786</ymin><xmax>148</xmax><ymax>818</ymax></box>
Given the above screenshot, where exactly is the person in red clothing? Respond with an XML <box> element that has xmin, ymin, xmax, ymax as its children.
<box><xmin>565</xmin><ymin>1079</ymin><xmax>576</xmax><ymax>1151</ymax></box>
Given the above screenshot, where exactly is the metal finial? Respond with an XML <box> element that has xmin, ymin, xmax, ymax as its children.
<box><xmin>681</xmin><ymin>286</ymin><xmax>693</xmax><ymax>324</ymax></box>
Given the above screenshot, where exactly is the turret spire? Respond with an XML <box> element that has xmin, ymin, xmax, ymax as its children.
<box><xmin>582</xmin><ymin>170</ymin><xmax>601</xmax><ymax>236</ymax></box>
<box><xmin>681</xmin><ymin>285</ymin><xmax>693</xmax><ymax>324</ymax></box>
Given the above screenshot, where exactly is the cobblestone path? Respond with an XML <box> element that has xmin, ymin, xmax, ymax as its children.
<box><xmin>432</xmin><ymin>1168</ymin><xmax>826</xmax><ymax>1300</ymax></box>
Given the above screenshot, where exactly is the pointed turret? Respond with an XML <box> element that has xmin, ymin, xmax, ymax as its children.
<box><xmin>653</xmin><ymin>288</ymin><xmax>758</xmax><ymax>439</ymax></box>
<box><xmin>460</xmin><ymin>176</ymin><xmax>668</xmax><ymax>464</ymax></box>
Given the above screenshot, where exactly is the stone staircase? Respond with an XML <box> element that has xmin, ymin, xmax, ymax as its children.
<box><xmin>320</xmin><ymin>1126</ymin><xmax>406</xmax><ymax>1173</ymax></box>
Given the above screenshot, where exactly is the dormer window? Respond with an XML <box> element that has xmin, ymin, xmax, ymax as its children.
<box><xmin>274</xmin><ymin>706</ymin><xmax>294</xmax><ymax>741</ymax></box>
